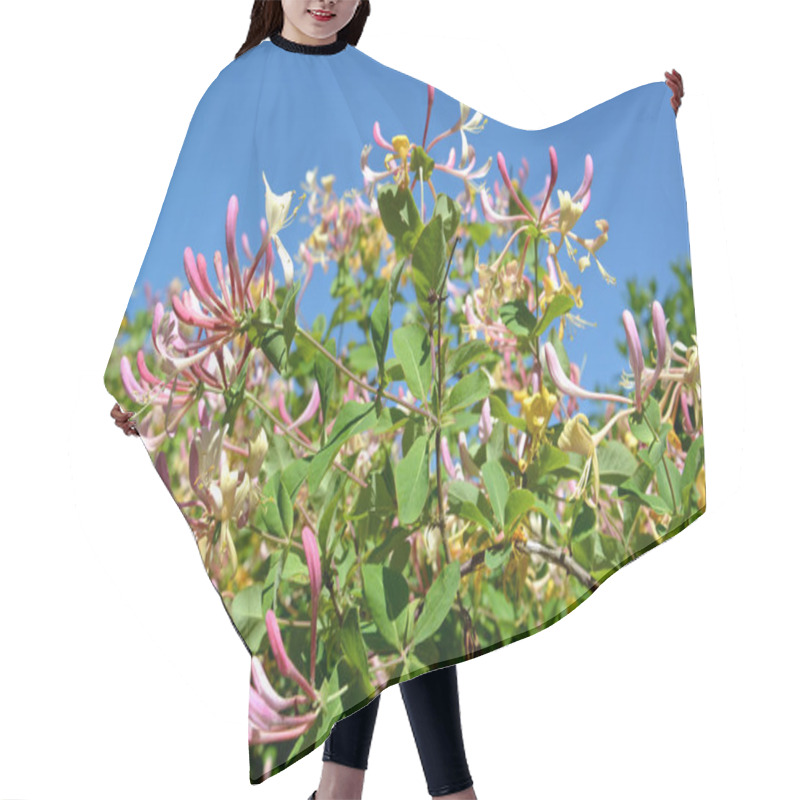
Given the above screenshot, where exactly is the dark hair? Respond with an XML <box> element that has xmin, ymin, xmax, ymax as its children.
<box><xmin>235</xmin><ymin>1</ymin><xmax>371</xmax><ymax>59</ymax></box>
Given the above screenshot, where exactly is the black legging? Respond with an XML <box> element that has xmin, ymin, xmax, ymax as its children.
<box><xmin>322</xmin><ymin>664</ymin><xmax>473</xmax><ymax>797</ymax></box>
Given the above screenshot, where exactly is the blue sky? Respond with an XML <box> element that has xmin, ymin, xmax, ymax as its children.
<box><xmin>121</xmin><ymin>55</ymin><xmax>690</xmax><ymax>411</ymax></box>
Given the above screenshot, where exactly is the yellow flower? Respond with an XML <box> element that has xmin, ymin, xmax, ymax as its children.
<box><xmin>558</xmin><ymin>413</ymin><xmax>601</xmax><ymax>507</ymax></box>
<box><xmin>574</xmin><ymin>219</ymin><xmax>615</xmax><ymax>285</ymax></box>
<box><xmin>512</xmin><ymin>525</ymin><xmax>529</xmax><ymax>545</ymax></box>
<box><xmin>696</xmin><ymin>465</ymin><xmax>706</xmax><ymax>509</ymax></box>
<box><xmin>392</xmin><ymin>134</ymin><xmax>411</xmax><ymax>162</ymax></box>
<box><xmin>521</xmin><ymin>385</ymin><xmax>557</xmax><ymax>437</ymax></box>
<box><xmin>234</xmin><ymin>564</ymin><xmax>253</xmax><ymax>590</ymax></box>
<box><xmin>517</xmin><ymin>384</ymin><xmax>557</xmax><ymax>468</ymax></box>
<box><xmin>557</xmin><ymin>189</ymin><xmax>584</xmax><ymax>235</ymax></box>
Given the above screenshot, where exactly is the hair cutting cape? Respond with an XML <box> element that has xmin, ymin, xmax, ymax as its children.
<box><xmin>102</xmin><ymin>33</ymin><xmax>706</xmax><ymax>784</ymax></box>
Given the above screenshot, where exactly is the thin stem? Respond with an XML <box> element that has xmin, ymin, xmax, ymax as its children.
<box><xmin>244</xmin><ymin>390</ymin><xmax>368</xmax><ymax>488</ymax></box>
<box><xmin>295</xmin><ymin>327</ymin><xmax>435</xmax><ymax>423</ymax></box>
<box><xmin>642</xmin><ymin>407</ymin><xmax>678</xmax><ymax>514</ymax></box>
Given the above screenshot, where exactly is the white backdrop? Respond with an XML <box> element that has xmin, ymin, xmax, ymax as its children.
<box><xmin>1</xmin><ymin>1</ymin><xmax>796</xmax><ymax>798</ymax></box>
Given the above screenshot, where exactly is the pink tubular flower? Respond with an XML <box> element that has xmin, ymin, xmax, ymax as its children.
<box><xmin>248</xmin><ymin>655</ymin><xmax>318</xmax><ymax>746</ymax></box>
<box><xmin>566</xmin><ymin>363</ymin><xmax>581</xmax><ymax>418</ymax></box>
<box><xmin>278</xmin><ymin>381</ymin><xmax>322</xmax><ymax>437</ymax></box>
<box><xmin>622</xmin><ymin>309</ymin><xmax>645</xmax><ymax>409</ymax></box>
<box><xmin>543</xmin><ymin>342</ymin><xmax>632</xmax><ymax>406</ymax></box>
<box><xmin>265</xmin><ymin>608</ymin><xmax>317</xmax><ymax>702</ymax></box>
<box><xmin>441</xmin><ymin>433</ymin><xmax>462</xmax><ymax>480</ymax></box>
<box><xmin>642</xmin><ymin>300</ymin><xmax>669</xmax><ymax>400</ymax></box>
<box><xmin>301</xmin><ymin>525</ymin><xmax>322</xmax><ymax>684</ymax></box>
<box><xmin>478</xmin><ymin>397</ymin><xmax>495</xmax><ymax>443</ymax></box>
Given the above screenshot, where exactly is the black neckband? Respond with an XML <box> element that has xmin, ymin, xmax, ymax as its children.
<box><xmin>270</xmin><ymin>31</ymin><xmax>348</xmax><ymax>55</ymax></box>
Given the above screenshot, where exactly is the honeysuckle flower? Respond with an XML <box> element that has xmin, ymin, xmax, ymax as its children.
<box><xmin>457</xmin><ymin>431</ymin><xmax>481</xmax><ymax>480</ymax></box>
<box><xmin>543</xmin><ymin>342</ymin><xmax>632</xmax><ymax>406</ymax></box>
<box><xmin>363</xmin><ymin>89</ymin><xmax>491</xmax><ymax>200</ymax></box>
<box><xmin>622</xmin><ymin>309</ymin><xmax>645</xmax><ymax>410</ymax></box>
<box><xmin>423</xmin><ymin>523</ymin><xmax>442</xmax><ymax>565</ymax></box>
<box><xmin>263</xmin><ymin>171</ymin><xmax>304</xmax><ymax>287</ymax></box>
<box><xmin>558</xmin><ymin>399</ymin><xmax>640</xmax><ymax>508</ymax></box>
<box><xmin>521</xmin><ymin>384</ymin><xmax>557</xmax><ymax>440</ymax></box>
<box><xmin>154</xmin><ymin>450</ymin><xmax>171</xmax><ymax>493</ymax></box>
<box><xmin>426</xmin><ymin>96</ymin><xmax>489</xmax><ymax>163</ymax></box>
<box><xmin>207</xmin><ymin>451</ymin><xmax>250</xmax><ymax>575</ymax></box>
<box><xmin>541</xmin><ymin>253</ymin><xmax>583</xmax><ymax>320</ymax></box>
<box><xmin>265</xmin><ymin>608</ymin><xmax>317</xmax><ymax>702</ymax></box>
<box><xmin>574</xmin><ymin>219</ymin><xmax>614</xmax><ymax>284</ymax></box>
<box><xmin>558</xmin><ymin>413</ymin><xmax>601</xmax><ymax>507</ymax></box>
<box><xmin>301</xmin><ymin>525</ymin><xmax>322</xmax><ymax>684</ymax></box>
<box><xmin>167</xmin><ymin>195</ymin><xmax>268</xmax><ymax>371</ymax></box>
<box><xmin>478</xmin><ymin>397</ymin><xmax>495</xmax><ymax>443</ymax></box>
<box><xmin>279</xmin><ymin>380</ymin><xmax>322</xmax><ymax>434</ymax></box>
<box><xmin>642</xmin><ymin>300</ymin><xmax>669</xmax><ymax>400</ymax></box>
<box><xmin>679</xmin><ymin>390</ymin><xmax>694</xmax><ymax>433</ymax></box>
<box><xmin>246</xmin><ymin>427</ymin><xmax>269</xmax><ymax>480</ymax></box>
<box><xmin>189</xmin><ymin>417</ymin><xmax>226</xmax><ymax>493</ymax></box>
<box><xmin>250</xmin><ymin>653</ymin><xmax>301</xmax><ymax>713</ymax></box>
<box><xmin>248</xmin><ymin>654</ymin><xmax>319</xmax><ymax>746</ymax></box>
<box><xmin>441</xmin><ymin>433</ymin><xmax>464</xmax><ymax>481</ymax></box>
<box><xmin>566</xmin><ymin>364</ymin><xmax>581</xmax><ymax>418</ymax></box>
<box><xmin>480</xmin><ymin>148</ymin><xmax>615</xmax><ymax>284</ymax></box>
<box><xmin>120</xmin><ymin>198</ymin><xmax>265</xmax><ymax>441</ymax></box>
<box><xmin>515</xmin><ymin>379</ymin><xmax>557</xmax><ymax>471</ymax></box>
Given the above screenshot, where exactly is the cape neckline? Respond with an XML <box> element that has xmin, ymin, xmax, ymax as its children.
<box><xmin>270</xmin><ymin>31</ymin><xmax>348</xmax><ymax>55</ymax></box>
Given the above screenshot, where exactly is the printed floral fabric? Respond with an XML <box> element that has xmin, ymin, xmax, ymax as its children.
<box><xmin>102</xmin><ymin>39</ymin><xmax>706</xmax><ymax>783</ymax></box>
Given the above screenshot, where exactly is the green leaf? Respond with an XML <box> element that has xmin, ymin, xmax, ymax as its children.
<box><xmin>656</xmin><ymin>457</ymin><xmax>683</xmax><ymax>515</ymax></box>
<box><xmin>680</xmin><ymin>434</ymin><xmax>704</xmax><ymax>509</ymax></box>
<box><xmin>411</xmin><ymin>215</ymin><xmax>446</xmax><ymax>319</ymax></box>
<box><xmin>619</xmin><ymin>463</ymin><xmax>672</xmax><ymax>514</ymax></box>
<box><xmin>597</xmin><ymin>441</ymin><xmax>638</xmax><ymax>485</ymax></box>
<box><xmin>393</xmin><ymin>324</ymin><xmax>432</xmax><ymax>402</ymax></box>
<box><xmin>444</xmin><ymin>370</ymin><xmax>491</xmax><ymax>415</ymax></box>
<box><xmin>629</xmin><ymin>395</ymin><xmax>661</xmax><ymax>444</ymax></box>
<box><xmin>481</xmin><ymin>460</ymin><xmax>509</xmax><ymax>526</ymax></box>
<box><xmin>361</xmin><ymin>564</ymin><xmax>409</xmax><ymax>651</ymax></box>
<box><xmin>370</xmin><ymin>283</ymin><xmax>391</xmax><ymax>377</ymax></box>
<box><xmin>681</xmin><ymin>433</ymin><xmax>703</xmax><ymax>491</ymax></box>
<box><xmin>488</xmin><ymin>394</ymin><xmax>526</xmax><ymax>430</ymax></box>
<box><xmin>640</xmin><ymin>434</ymin><xmax>667</xmax><ymax>469</ymax></box>
<box><xmin>485</xmin><ymin>542</ymin><xmax>513</xmax><ymax>573</ymax></box>
<box><xmin>348</xmin><ymin>342</ymin><xmax>378</xmax><ymax>374</ymax></box>
<box><xmin>446</xmin><ymin>339</ymin><xmax>495</xmax><ymax>379</ymax></box>
<box><xmin>313</xmin><ymin>340</ymin><xmax>336</xmax><ymax>428</ymax></box>
<box><xmin>570</xmin><ymin>504</ymin><xmax>625</xmax><ymax>574</ymax></box>
<box><xmin>261</xmin><ymin>471</ymin><xmax>294</xmax><ymax>538</ymax></box>
<box><xmin>409</xmin><ymin>145</ymin><xmax>436</xmax><ymax>183</ymax></box>
<box><xmin>432</xmin><ymin>194</ymin><xmax>462</xmax><ymax>244</ymax></box>
<box><xmin>282</xmin><ymin>458</ymin><xmax>310</xmax><ymax>500</ymax></box>
<box><xmin>452</xmin><ymin>500</ymin><xmax>495</xmax><ymax>533</ymax></box>
<box><xmin>411</xmin><ymin>561</ymin><xmax>461</xmax><ymax>645</ymax></box>
<box><xmin>308</xmin><ymin>401</ymin><xmax>379</xmax><ymax>493</ymax></box>
<box><xmin>533</xmin><ymin>294</ymin><xmax>574</xmax><ymax>336</ymax></box>
<box><xmin>395</xmin><ymin>435</ymin><xmax>430</xmax><ymax>525</ymax></box>
<box><xmin>446</xmin><ymin>480</ymin><xmax>496</xmax><ymax>532</ymax></box>
<box><xmin>230</xmin><ymin>584</ymin><xmax>267</xmax><ymax>652</ymax></box>
<box><xmin>504</xmin><ymin>488</ymin><xmax>538</xmax><ymax>533</ymax></box>
<box><xmin>377</xmin><ymin>184</ymin><xmax>422</xmax><ymax>259</ymax></box>
<box><xmin>259</xmin><ymin>281</ymin><xmax>300</xmax><ymax>374</ymax></box>
<box><xmin>530</xmin><ymin>442</ymin><xmax>570</xmax><ymax>478</ymax></box>
<box><xmin>499</xmin><ymin>299</ymin><xmax>538</xmax><ymax>339</ymax></box>
<box><xmin>340</xmin><ymin>607</ymin><xmax>373</xmax><ymax>695</ymax></box>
